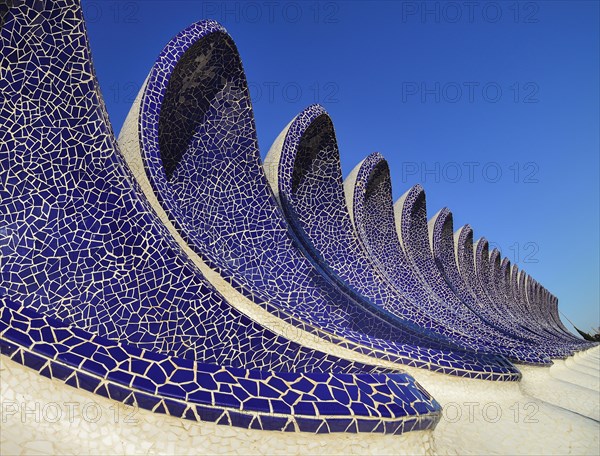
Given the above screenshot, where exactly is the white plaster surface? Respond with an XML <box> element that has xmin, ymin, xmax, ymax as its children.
<box><xmin>340</xmin><ymin>158</ymin><xmax>362</xmax><ymax>233</ymax></box>
<box><xmin>410</xmin><ymin>347</ymin><xmax>600</xmax><ymax>455</ymax></box>
<box><xmin>2</xmin><ymin>347</ymin><xmax>599</xmax><ymax>455</ymax></box>
<box><xmin>549</xmin><ymin>359</ymin><xmax>600</xmax><ymax>391</ymax></box>
<box><xmin>262</xmin><ymin>119</ymin><xmax>293</xmax><ymax>208</ymax></box>
<box><xmin>518</xmin><ymin>365</ymin><xmax>599</xmax><ymax>421</ymax></box>
<box><xmin>564</xmin><ymin>357</ymin><xmax>599</xmax><ymax>377</ymax></box>
<box><xmin>573</xmin><ymin>355</ymin><xmax>600</xmax><ymax>371</ymax></box>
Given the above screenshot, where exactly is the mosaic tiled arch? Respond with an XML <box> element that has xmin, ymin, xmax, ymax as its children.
<box><xmin>396</xmin><ymin>184</ymin><xmax>556</xmax><ymax>363</ymax></box>
<box><xmin>428</xmin><ymin>209</ymin><xmax>552</xmax><ymax>355</ymax></box>
<box><xmin>488</xmin><ymin>250</ymin><xmax>514</xmax><ymax>324</ymax></box>
<box><xmin>262</xmin><ymin>105</ymin><xmax>521</xmax><ymax>377</ymax></box>
<box><xmin>530</xmin><ymin>281</ymin><xmax>563</xmax><ymax>339</ymax></box>
<box><xmin>265</xmin><ymin>108</ymin><xmax>465</xmax><ymax>341</ymax></box>
<box><xmin>493</xmin><ymin>254</ymin><xmax>553</xmax><ymax>345</ymax></box>
<box><xmin>430</xmin><ymin>211</ymin><xmax>510</xmax><ymax>333</ymax></box>
<box><xmin>473</xmin><ymin>242</ymin><xmax>582</xmax><ymax>355</ymax></box>
<box><xmin>394</xmin><ymin>185</ymin><xmax>494</xmax><ymax>337</ymax></box>
<box><xmin>344</xmin><ymin>156</ymin><xmax>548</xmax><ymax>364</ymax></box>
<box><xmin>0</xmin><ymin>0</ymin><xmax>448</xmax><ymax>433</ymax></box>
<box><xmin>543</xmin><ymin>289</ymin><xmax>577</xmax><ymax>341</ymax></box>
<box><xmin>509</xmin><ymin>264</ymin><xmax>528</xmax><ymax>327</ymax></box>
<box><xmin>347</xmin><ymin>168</ymin><xmax>502</xmax><ymax>358</ymax></box>
<box><xmin>119</xmin><ymin>29</ymin><xmax>523</xmax><ymax>380</ymax></box>
<box><xmin>1</xmin><ymin>0</ymin><xmax>594</xmax><ymax>439</ymax></box>
<box><xmin>453</xmin><ymin>226</ymin><xmax>548</xmax><ymax>348</ymax></box>
<box><xmin>523</xmin><ymin>276</ymin><xmax>562</xmax><ymax>342</ymax></box>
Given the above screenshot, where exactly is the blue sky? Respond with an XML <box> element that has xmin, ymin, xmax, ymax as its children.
<box><xmin>84</xmin><ymin>0</ymin><xmax>599</xmax><ymax>334</ymax></box>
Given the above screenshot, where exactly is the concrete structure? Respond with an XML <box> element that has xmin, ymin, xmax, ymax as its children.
<box><xmin>0</xmin><ymin>1</ymin><xmax>597</xmax><ymax>455</ymax></box>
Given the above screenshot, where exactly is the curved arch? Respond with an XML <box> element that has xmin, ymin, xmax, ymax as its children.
<box><xmin>486</xmin><ymin>249</ymin><xmax>549</xmax><ymax>345</ymax></box>
<box><xmin>455</xmin><ymin>228</ymin><xmax>549</xmax><ymax>347</ymax></box>
<box><xmin>431</xmin><ymin>211</ymin><xmax>545</xmax><ymax>349</ymax></box>
<box><xmin>509</xmin><ymin>264</ymin><xmax>527</xmax><ymax>319</ymax></box>
<box><xmin>266</xmin><ymin>107</ymin><xmax>468</xmax><ymax>342</ymax></box>
<box><xmin>488</xmin><ymin>251</ymin><xmax>578</xmax><ymax>354</ymax></box>
<box><xmin>487</xmin><ymin>250</ymin><xmax>513</xmax><ymax>318</ymax></box>
<box><xmin>455</xmin><ymin>225</ymin><xmax>483</xmax><ymax>304</ymax></box>
<box><xmin>261</xmin><ymin>106</ymin><xmax>523</xmax><ymax>377</ymax></box>
<box><xmin>347</xmin><ymin>155</ymin><xmax>545</xmax><ymax>363</ymax></box>
<box><xmin>526</xmin><ymin>277</ymin><xmax>571</xmax><ymax>342</ymax></box>
<box><xmin>117</xmin><ymin>26</ymin><xmax>521</xmax><ymax>379</ymax></box>
<box><xmin>549</xmin><ymin>294</ymin><xmax>579</xmax><ymax>340</ymax></box>
<box><xmin>0</xmin><ymin>1</ymin><xmax>444</xmax><ymax>432</ymax></box>
<box><xmin>391</xmin><ymin>185</ymin><xmax>548</xmax><ymax>363</ymax></box>
<box><xmin>472</xmin><ymin>239</ymin><xmax>529</xmax><ymax>336</ymax></box>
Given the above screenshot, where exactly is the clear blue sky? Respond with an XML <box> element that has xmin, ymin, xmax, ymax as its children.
<box><xmin>83</xmin><ymin>0</ymin><xmax>599</xmax><ymax>334</ymax></box>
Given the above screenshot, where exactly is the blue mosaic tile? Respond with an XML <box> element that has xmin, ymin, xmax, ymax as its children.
<box><xmin>0</xmin><ymin>0</ymin><xmax>592</xmax><ymax>437</ymax></box>
<box><xmin>0</xmin><ymin>0</ymin><xmax>447</xmax><ymax>434</ymax></box>
<box><xmin>0</xmin><ymin>295</ymin><xmax>442</xmax><ymax>432</ymax></box>
<box><xmin>429</xmin><ymin>208</ymin><xmax>561</xmax><ymax>360</ymax></box>
<box><xmin>469</xmin><ymin>238</ymin><xmax>586</xmax><ymax>354</ymax></box>
<box><xmin>127</xmin><ymin>18</ymin><xmax>521</xmax><ymax>379</ymax></box>
<box><xmin>440</xmin><ymin>210</ymin><xmax>587</xmax><ymax>355</ymax></box>
<box><xmin>266</xmin><ymin>106</ymin><xmax>561</xmax><ymax>364</ymax></box>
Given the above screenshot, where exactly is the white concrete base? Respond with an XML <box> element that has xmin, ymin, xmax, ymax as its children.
<box><xmin>518</xmin><ymin>347</ymin><xmax>599</xmax><ymax>421</ymax></box>
<box><xmin>408</xmin><ymin>357</ymin><xmax>599</xmax><ymax>456</ymax></box>
<box><xmin>519</xmin><ymin>365</ymin><xmax>599</xmax><ymax>421</ymax></box>
<box><xmin>565</xmin><ymin>356</ymin><xmax>599</xmax><ymax>377</ymax></box>
<box><xmin>3</xmin><ymin>347</ymin><xmax>599</xmax><ymax>455</ymax></box>
<box><xmin>549</xmin><ymin>359</ymin><xmax>600</xmax><ymax>391</ymax></box>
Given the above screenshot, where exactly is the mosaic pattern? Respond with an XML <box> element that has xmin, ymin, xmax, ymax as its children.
<box><xmin>496</xmin><ymin>254</ymin><xmax>560</xmax><ymax>349</ymax></box>
<box><xmin>266</xmin><ymin>107</ymin><xmax>590</xmax><ymax>369</ymax></box>
<box><xmin>265</xmin><ymin>108</ymin><xmax>472</xmax><ymax>342</ymax></box>
<box><xmin>358</xmin><ymin>156</ymin><xmax>590</xmax><ymax>358</ymax></box>
<box><xmin>122</xmin><ymin>24</ymin><xmax>521</xmax><ymax>380</ymax></box>
<box><xmin>348</xmin><ymin>156</ymin><xmax>481</xmax><ymax>342</ymax></box>
<box><xmin>263</xmin><ymin>106</ymin><xmax>532</xmax><ymax>376</ymax></box>
<box><xmin>523</xmin><ymin>276</ymin><xmax>573</xmax><ymax>343</ymax></box>
<box><xmin>429</xmin><ymin>208</ymin><xmax>554</xmax><ymax>358</ymax></box>
<box><xmin>455</xmin><ymin>227</ymin><xmax>585</xmax><ymax>355</ymax></box>
<box><xmin>395</xmin><ymin>186</ymin><xmax>532</xmax><ymax>358</ymax></box>
<box><xmin>455</xmin><ymin>227</ymin><xmax>543</xmax><ymax>348</ymax></box>
<box><xmin>0</xmin><ymin>0</ymin><xmax>384</xmax><ymax>374</ymax></box>
<box><xmin>432</xmin><ymin>212</ymin><xmax>519</xmax><ymax>335</ymax></box>
<box><xmin>1</xmin><ymin>0</ymin><xmax>593</xmax><ymax>437</ymax></box>
<box><xmin>469</xmin><ymin>240</ymin><xmax>586</xmax><ymax>354</ymax></box>
<box><xmin>544</xmin><ymin>290</ymin><xmax>578</xmax><ymax>340</ymax></box>
<box><xmin>0</xmin><ymin>296</ymin><xmax>441</xmax><ymax>433</ymax></box>
<box><xmin>268</xmin><ymin>107</ymin><xmax>526</xmax><ymax>368</ymax></box>
<box><xmin>345</xmin><ymin>154</ymin><xmax>549</xmax><ymax>364</ymax></box>
<box><xmin>0</xmin><ymin>0</ymin><xmax>447</xmax><ymax>433</ymax></box>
